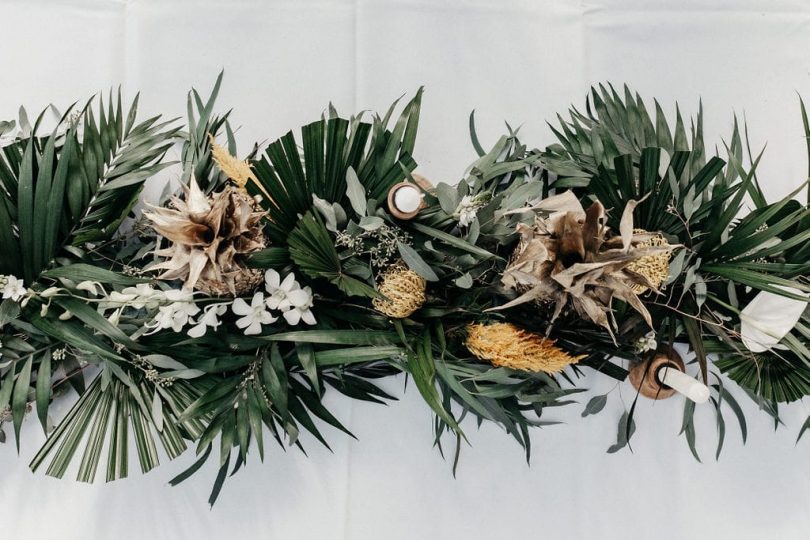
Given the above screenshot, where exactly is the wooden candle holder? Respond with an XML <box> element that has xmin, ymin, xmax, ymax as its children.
<box><xmin>387</xmin><ymin>174</ymin><xmax>432</xmax><ymax>220</ymax></box>
<box><xmin>628</xmin><ymin>347</ymin><xmax>686</xmax><ymax>400</ymax></box>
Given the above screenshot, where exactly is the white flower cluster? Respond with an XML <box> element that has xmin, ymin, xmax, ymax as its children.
<box><xmin>453</xmin><ymin>192</ymin><xmax>491</xmax><ymax>228</ymax></box>
<box><xmin>95</xmin><ymin>270</ymin><xmax>315</xmax><ymax>338</ymax></box>
<box><xmin>0</xmin><ymin>275</ymin><xmax>28</xmax><ymax>303</ymax></box>
<box><xmin>142</xmin><ymin>289</ymin><xmax>202</xmax><ymax>336</ymax></box>
<box><xmin>634</xmin><ymin>331</ymin><xmax>658</xmax><ymax>354</ymax></box>
<box><xmin>233</xmin><ymin>270</ymin><xmax>316</xmax><ymax>335</ymax></box>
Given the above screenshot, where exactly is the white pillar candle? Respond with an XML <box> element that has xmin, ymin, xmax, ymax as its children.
<box><xmin>393</xmin><ymin>185</ymin><xmax>423</xmax><ymax>213</ymax></box>
<box><xmin>658</xmin><ymin>366</ymin><xmax>710</xmax><ymax>404</ymax></box>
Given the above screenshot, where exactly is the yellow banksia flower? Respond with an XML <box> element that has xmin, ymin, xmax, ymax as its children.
<box><xmin>372</xmin><ymin>264</ymin><xmax>426</xmax><ymax>318</ymax></box>
<box><xmin>465</xmin><ymin>322</ymin><xmax>585</xmax><ymax>374</ymax></box>
<box><xmin>626</xmin><ymin>230</ymin><xmax>671</xmax><ymax>294</ymax></box>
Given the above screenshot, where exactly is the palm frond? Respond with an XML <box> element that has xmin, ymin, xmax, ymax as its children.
<box><xmin>179</xmin><ymin>71</ymin><xmax>250</xmax><ymax>194</ymax></box>
<box><xmin>542</xmin><ymin>83</ymin><xmax>706</xmax><ymax>187</ymax></box>
<box><xmin>288</xmin><ymin>211</ymin><xmax>378</xmax><ymax>297</ymax></box>
<box><xmin>173</xmin><ymin>341</ymin><xmax>392</xmax><ymax>505</ymax></box>
<box><xmin>714</xmin><ymin>351</ymin><xmax>810</xmax><ymax>403</ymax></box>
<box><xmin>0</xmin><ymin>91</ymin><xmax>179</xmax><ymax>282</ymax></box>
<box><xmin>30</xmin><ymin>375</ymin><xmax>206</xmax><ymax>482</ymax></box>
<box><xmin>250</xmin><ymin>89</ymin><xmax>422</xmax><ymax>244</ymax></box>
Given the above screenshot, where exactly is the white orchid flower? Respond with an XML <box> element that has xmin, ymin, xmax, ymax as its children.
<box><xmin>107</xmin><ymin>308</ymin><xmax>123</xmax><ymax>326</ymax></box>
<box><xmin>102</xmin><ymin>290</ymin><xmax>139</xmax><ymax>308</ymax></box>
<box><xmin>264</xmin><ymin>269</ymin><xmax>300</xmax><ymax>310</ymax></box>
<box><xmin>39</xmin><ymin>286</ymin><xmax>61</xmax><ymax>298</ymax></box>
<box><xmin>121</xmin><ymin>283</ymin><xmax>165</xmax><ymax>310</ymax></box>
<box><xmin>282</xmin><ymin>286</ymin><xmax>316</xmax><ymax>326</ymax></box>
<box><xmin>1</xmin><ymin>275</ymin><xmax>26</xmax><ymax>302</ymax></box>
<box><xmin>233</xmin><ymin>292</ymin><xmax>277</xmax><ymax>335</ymax></box>
<box><xmin>76</xmin><ymin>281</ymin><xmax>104</xmax><ymax>296</ymax></box>
<box><xmin>187</xmin><ymin>303</ymin><xmax>228</xmax><ymax>338</ymax></box>
<box><xmin>143</xmin><ymin>291</ymin><xmax>200</xmax><ymax>335</ymax></box>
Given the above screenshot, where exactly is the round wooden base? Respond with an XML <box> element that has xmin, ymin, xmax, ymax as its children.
<box><xmin>628</xmin><ymin>348</ymin><xmax>686</xmax><ymax>400</ymax></box>
<box><xmin>387</xmin><ymin>175</ymin><xmax>432</xmax><ymax>220</ymax></box>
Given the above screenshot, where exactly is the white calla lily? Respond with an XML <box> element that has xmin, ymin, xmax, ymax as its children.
<box><xmin>740</xmin><ymin>286</ymin><xmax>809</xmax><ymax>353</ymax></box>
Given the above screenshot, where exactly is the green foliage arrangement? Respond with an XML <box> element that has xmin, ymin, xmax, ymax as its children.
<box><xmin>0</xmin><ymin>74</ymin><xmax>807</xmax><ymax>504</ymax></box>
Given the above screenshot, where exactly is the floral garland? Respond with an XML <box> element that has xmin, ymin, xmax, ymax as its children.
<box><xmin>0</xmin><ymin>74</ymin><xmax>808</xmax><ymax>504</ymax></box>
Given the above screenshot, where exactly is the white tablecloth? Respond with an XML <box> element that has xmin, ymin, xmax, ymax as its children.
<box><xmin>1</xmin><ymin>1</ymin><xmax>809</xmax><ymax>538</ymax></box>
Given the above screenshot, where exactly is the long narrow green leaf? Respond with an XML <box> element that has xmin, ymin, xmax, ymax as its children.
<box><xmin>11</xmin><ymin>355</ymin><xmax>33</xmax><ymax>450</ymax></box>
<box><xmin>35</xmin><ymin>350</ymin><xmax>52</xmax><ymax>431</ymax></box>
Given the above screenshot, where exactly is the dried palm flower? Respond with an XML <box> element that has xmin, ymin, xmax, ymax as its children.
<box><xmin>496</xmin><ymin>191</ymin><xmax>674</xmax><ymax>340</ymax></box>
<box><xmin>209</xmin><ymin>135</ymin><xmax>272</xmax><ymax>200</ymax></box>
<box><xmin>372</xmin><ymin>263</ymin><xmax>426</xmax><ymax>318</ymax></box>
<box><xmin>144</xmin><ymin>177</ymin><xmax>267</xmax><ymax>296</ymax></box>
<box><xmin>625</xmin><ymin>230</ymin><xmax>671</xmax><ymax>294</ymax></box>
<box><xmin>465</xmin><ymin>322</ymin><xmax>584</xmax><ymax>373</ymax></box>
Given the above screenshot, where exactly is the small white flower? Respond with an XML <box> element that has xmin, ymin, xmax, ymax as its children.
<box><xmin>163</xmin><ymin>289</ymin><xmax>196</xmax><ymax>303</ymax></box>
<box><xmin>232</xmin><ymin>292</ymin><xmax>277</xmax><ymax>335</ymax></box>
<box><xmin>102</xmin><ymin>283</ymin><xmax>165</xmax><ymax>311</ymax></box>
<box><xmin>264</xmin><ymin>269</ymin><xmax>300</xmax><ymax>310</ymax></box>
<box><xmin>144</xmin><ymin>290</ymin><xmax>200</xmax><ymax>334</ymax></box>
<box><xmin>101</xmin><ymin>290</ymin><xmax>139</xmax><ymax>308</ymax></box>
<box><xmin>40</xmin><ymin>286</ymin><xmax>61</xmax><ymax>298</ymax></box>
<box><xmin>19</xmin><ymin>291</ymin><xmax>33</xmax><ymax>307</ymax></box>
<box><xmin>282</xmin><ymin>286</ymin><xmax>316</xmax><ymax>326</ymax></box>
<box><xmin>76</xmin><ymin>281</ymin><xmax>104</xmax><ymax>296</ymax></box>
<box><xmin>1</xmin><ymin>276</ymin><xmax>26</xmax><ymax>302</ymax></box>
<box><xmin>107</xmin><ymin>307</ymin><xmax>123</xmax><ymax>326</ymax></box>
<box><xmin>126</xmin><ymin>284</ymin><xmax>167</xmax><ymax>310</ymax></box>
<box><xmin>634</xmin><ymin>331</ymin><xmax>658</xmax><ymax>354</ymax></box>
<box><xmin>453</xmin><ymin>193</ymin><xmax>490</xmax><ymax>228</ymax></box>
<box><xmin>456</xmin><ymin>196</ymin><xmax>478</xmax><ymax>227</ymax></box>
<box><xmin>187</xmin><ymin>303</ymin><xmax>228</xmax><ymax>338</ymax></box>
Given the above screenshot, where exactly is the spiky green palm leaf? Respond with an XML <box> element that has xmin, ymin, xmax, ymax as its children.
<box><xmin>542</xmin><ymin>83</ymin><xmax>709</xmax><ymax>187</ymax></box>
<box><xmin>30</xmin><ymin>376</ymin><xmax>207</xmax><ymax>482</ymax></box>
<box><xmin>0</xmin><ymin>91</ymin><xmax>179</xmax><ymax>281</ymax></box>
<box><xmin>180</xmin><ymin>71</ymin><xmax>252</xmax><ymax>194</ymax></box>
<box><xmin>539</xmin><ymin>85</ymin><xmax>809</xmax><ymax>392</ymax></box>
<box><xmin>0</xmin><ymin>92</ymin><xmax>178</xmax><ymax>468</ymax></box>
<box><xmin>168</xmin><ymin>334</ymin><xmax>399</xmax><ymax>505</ymax></box>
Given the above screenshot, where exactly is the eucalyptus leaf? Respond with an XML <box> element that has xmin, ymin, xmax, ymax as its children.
<box><xmin>581</xmin><ymin>394</ymin><xmax>608</xmax><ymax>417</ymax></box>
<box><xmin>345</xmin><ymin>167</ymin><xmax>367</xmax><ymax>216</ymax></box>
<box><xmin>397</xmin><ymin>242</ymin><xmax>438</xmax><ymax>281</ymax></box>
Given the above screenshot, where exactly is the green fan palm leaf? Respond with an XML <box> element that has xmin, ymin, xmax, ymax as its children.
<box><xmin>250</xmin><ymin>89</ymin><xmax>422</xmax><ymax>244</ymax></box>
<box><xmin>540</xmin><ymin>84</ymin><xmax>809</xmax><ymax>394</ymax></box>
<box><xmin>30</xmin><ymin>376</ymin><xmax>207</xmax><ymax>482</ymax></box>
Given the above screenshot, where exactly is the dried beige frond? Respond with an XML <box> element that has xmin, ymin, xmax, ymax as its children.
<box><xmin>465</xmin><ymin>322</ymin><xmax>584</xmax><ymax>374</ymax></box>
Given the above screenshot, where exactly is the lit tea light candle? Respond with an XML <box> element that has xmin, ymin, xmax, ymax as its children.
<box><xmin>657</xmin><ymin>366</ymin><xmax>710</xmax><ymax>404</ymax></box>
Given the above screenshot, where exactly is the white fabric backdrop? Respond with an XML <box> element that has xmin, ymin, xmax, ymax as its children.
<box><xmin>1</xmin><ymin>0</ymin><xmax>810</xmax><ymax>538</ymax></box>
